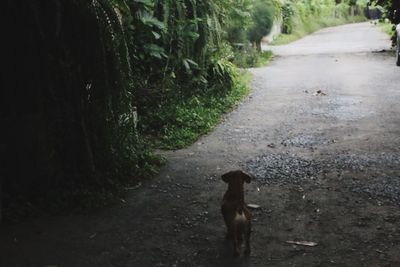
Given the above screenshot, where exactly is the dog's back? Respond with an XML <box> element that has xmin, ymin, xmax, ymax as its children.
<box><xmin>221</xmin><ymin>170</ymin><xmax>252</xmax><ymax>256</ymax></box>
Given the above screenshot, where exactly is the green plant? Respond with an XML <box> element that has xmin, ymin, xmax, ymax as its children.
<box><xmin>248</xmin><ymin>0</ymin><xmax>275</xmax><ymax>51</ymax></box>
<box><xmin>2</xmin><ymin>0</ymin><xmax>260</xmax><ymax>221</ymax></box>
<box><xmin>281</xmin><ymin>3</ymin><xmax>295</xmax><ymax>34</ymax></box>
<box><xmin>224</xmin><ymin>0</ymin><xmax>253</xmax><ymax>44</ymax></box>
<box><xmin>370</xmin><ymin>0</ymin><xmax>400</xmax><ymax>44</ymax></box>
<box><xmin>379</xmin><ymin>19</ymin><xmax>395</xmax><ymax>37</ymax></box>
<box><xmin>2</xmin><ymin>0</ymin><xmax>167</xmax><ymax>220</ymax></box>
<box><xmin>232</xmin><ymin>44</ymin><xmax>273</xmax><ymax>68</ymax></box>
<box><xmin>141</xmin><ymin>69</ymin><xmax>251</xmax><ymax>149</ymax></box>
<box><xmin>271</xmin><ymin>0</ymin><xmax>367</xmax><ymax>45</ymax></box>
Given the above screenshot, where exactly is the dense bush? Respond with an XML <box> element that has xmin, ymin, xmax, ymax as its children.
<box><xmin>1</xmin><ymin>0</ymin><xmax>245</xmax><ymax>219</ymax></box>
<box><xmin>370</xmin><ymin>0</ymin><xmax>400</xmax><ymax>43</ymax></box>
<box><xmin>2</xmin><ymin>0</ymin><xmax>158</xmax><ymax>217</ymax></box>
<box><xmin>223</xmin><ymin>0</ymin><xmax>277</xmax><ymax>67</ymax></box>
<box><xmin>248</xmin><ymin>0</ymin><xmax>275</xmax><ymax>51</ymax></box>
<box><xmin>272</xmin><ymin>0</ymin><xmax>367</xmax><ymax>45</ymax></box>
<box><xmin>281</xmin><ymin>3</ymin><xmax>295</xmax><ymax>34</ymax></box>
<box><xmin>232</xmin><ymin>44</ymin><xmax>273</xmax><ymax>67</ymax></box>
<box><xmin>224</xmin><ymin>0</ymin><xmax>368</xmax><ymax>65</ymax></box>
<box><xmin>224</xmin><ymin>0</ymin><xmax>253</xmax><ymax>44</ymax></box>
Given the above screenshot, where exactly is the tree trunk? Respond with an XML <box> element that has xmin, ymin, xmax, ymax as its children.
<box><xmin>256</xmin><ymin>41</ymin><xmax>262</xmax><ymax>52</ymax></box>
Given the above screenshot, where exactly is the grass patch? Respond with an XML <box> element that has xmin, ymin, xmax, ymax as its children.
<box><xmin>146</xmin><ymin>71</ymin><xmax>252</xmax><ymax>150</ymax></box>
<box><xmin>271</xmin><ymin>16</ymin><xmax>367</xmax><ymax>46</ymax></box>
<box><xmin>232</xmin><ymin>44</ymin><xmax>273</xmax><ymax>68</ymax></box>
<box><xmin>378</xmin><ymin>19</ymin><xmax>395</xmax><ymax>37</ymax></box>
<box><xmin>256</xmin><ymin>50</ymin><xmax>273</xmax><ymax>67</ymax></box>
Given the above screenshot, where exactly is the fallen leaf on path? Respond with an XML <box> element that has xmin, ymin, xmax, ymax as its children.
<box><xmin>286</xmin><ymin>241</ymin><xmax>318</xmax><ymax>247</ymax></box>
<box><xmin>267</xmin><ymin>143</ymin><xmax>276</xmax><ymax>148</ymax></box>
<box><xmin>126</xmin><ymin>182</ymin><xmax>142</xmax><ymax>190</ymax></box>
<box><xmin>89</xmin><ymin>233</ymin><xmax>97</xmax><ymax>239</ymax></box>
<box><xmin>247</xmin><ymin>203</ymin><xmax>261</xmax><ymax>209</ymax></box>
<box><xmin>313</xmin><ymin>90</ymin><xmax>327</xmax><ymax>96</ymax></box>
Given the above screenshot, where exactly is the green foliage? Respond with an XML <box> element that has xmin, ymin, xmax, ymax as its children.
<box><xmin>256</xmin><ymin>50</ymin><xmax>274</xmax><ymax>66</ymax></box>
<box><xmin>220</xmin><ymin>0</ymin><xmax>277</xmax><ymax>65</ymax></box>
<box><xmin>370</xmin><ymin>0</ymin><xmax>400</xmax><ymax>24</ymax></box>
<box><xmin>272</xmin><ymin>0</ymin><xmax>367</xmax><ymax>45</ymax></box>
<box><xmin>281</xmin><ymin>3</ymin><xmax>295</xmax><ymax>34</ymax></box>
<box><xmin>146</xmin><ymin>70</ymin><xmax>251</xmax><ymax>149</ymax></box>
<box><xmin>379</xmin><ymin>19</ymin><xmax>395</xmax><ymax>37</ymax></box>
<box><xmin>224</xmin><ymin>0</ymin><xmax>253</xmax><ymax>44</ymax></box>
<box><xmin>2</xmin><ymin>0</ymin><xmax>256</xmax><ymax>220</ymax></box>
<box><xmin>370</xmin><ymin>0</ymin><xmax>400</xmax><ymax>44</ymax></box>
<box><xmin>248</xmin><ymin>0</ymin><xmax>275</xmax><ymax>50</ymax></box>
<box><xmin>129</xmin><ymin>0</ymin><xmax>256</xmax><ymax>150</ymax></box>
<box><xmin>3</xmin><ymin>0</ymin><xmax>167</xmax><ymax>220</ymax></box>
<box><xmin>232</xmin><ymin>45</ymin><xmax>273</xmax><ymax>68</ymax></box>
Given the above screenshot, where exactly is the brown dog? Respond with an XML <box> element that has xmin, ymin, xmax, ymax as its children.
<box><xmin>221</xmin><ymin>170</ymin><xmax>252</xmax><ymax>256</ymax></box>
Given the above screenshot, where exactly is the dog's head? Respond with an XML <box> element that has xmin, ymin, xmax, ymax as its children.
<box><xmin>221</xmin><ymin>170</ymin><xmax>252</xmax><ymax>189</ymax></box>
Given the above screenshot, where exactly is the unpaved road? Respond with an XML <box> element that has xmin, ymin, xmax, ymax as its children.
<box><xmin>2</xmin><ymin>22</ymin><xmax>400</xmax><ymax>266</ymax></box>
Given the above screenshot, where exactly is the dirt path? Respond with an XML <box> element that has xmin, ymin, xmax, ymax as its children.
<box><xmin>2</xmin><ymin>22</ymin><xmax>400</xmax><ymax>266</ymax></box>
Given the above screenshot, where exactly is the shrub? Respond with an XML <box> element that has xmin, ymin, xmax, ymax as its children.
<box><xmin>248</xmin><ymin>0</ymin><xmax>275</xmax><ymax>51</ymax></box>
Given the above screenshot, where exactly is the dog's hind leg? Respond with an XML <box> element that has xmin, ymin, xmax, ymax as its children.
<box><xmin>226</xmin><ymin>224</ymin><xmax>235</xmax><ymax>240</ymax></box>
<box><xmin>244</xmin><ymin>221</ymin><xmax>251</xmax><ymax>255</ymax></box>
<box><xmin>233</xmin><ymin>225</ymin><xmax>240</xmax><ymax>257</ymax></box>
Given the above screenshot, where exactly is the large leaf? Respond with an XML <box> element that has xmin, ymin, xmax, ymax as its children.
<box><xmin>137</xmin><ymin>10</ymin><xmax>166</xmax><ymax>31</ymax></box>
<box><xmin>144</xmin><ymin>44</ymin><xmax>166</xmax><ymax>59</ymax></box>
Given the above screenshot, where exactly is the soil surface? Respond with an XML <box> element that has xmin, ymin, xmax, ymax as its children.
<box><xmin>2</xmin><ymin>22</ymin><xmax>400</xmax><ymax>267</ymax></box>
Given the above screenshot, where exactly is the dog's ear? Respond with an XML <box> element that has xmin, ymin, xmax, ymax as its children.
<box><xmin>221</xmin><ymin>171</ymin><xmax>233</xmax><ymax>183</ymax></box>
<box><xmin>241</xmin><ymin>171</ymin><xmax>252</xmax><ymax>183</ymax></box>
